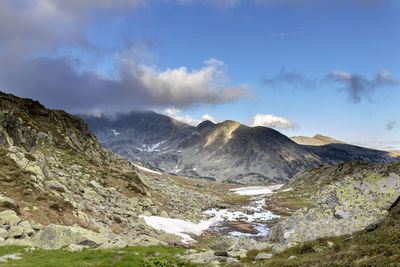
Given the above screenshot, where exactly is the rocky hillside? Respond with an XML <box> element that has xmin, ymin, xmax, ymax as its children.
<box><xmin>81</xmin><ymin>112</ymin><xmax>399</xmax><ymax>184</ymax></box>
<box><xmin>269</xmin><ymin>160</ymin><xmax>400</xmax><ymax>252</ymax></box>
<box><xmin>81</xmin><ymin>113</ymin><xmax>325</xmax><ymax>184</ymax></box>
<box><xmin>0</xmin><ymin>91</ymin><xmax>220</xmax><ymax>249</ymax></box>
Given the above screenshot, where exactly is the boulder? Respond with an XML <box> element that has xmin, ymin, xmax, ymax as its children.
<box><xmin>67</xmin><ymin>243</ymin><xmax>86</xmax><ymax>252</ymax></box>
<box><xmin>0</xmin><ymin>228</ymin><xmax>8</xmax><ymax>239</ymax></box>
<box><xmin>269</xmin><ymin>171</ymin><xmax>400</xmax><ymax>247</ymax></box>
<box><xmin>0</xmin><ymin>197</ymin><xmax>18</xmax><ymax>209</ymax></box>
<box><xmin>0</xmin><ymin>210</ymin><xmax>22</xmax><ymax>228</ymax></box>
<box><xmin>254</xmin><ymin>252</ymin><xmax>273</xmax><ymax>260</ymax></box>
<box><xmin>226</xmin><ymin>258</ymin><xmax>240</xmax><ymax>265</ymax></box>
<box><xmin>8</xmin><ymin>221</ymin><xmax>35</xmax><ymax>238</ymax></box>
<box><xmin>45</xmin><ymin>180</ymin><xmax>66</xmax><ymax>192</ymax></box>
<box><xmin>31</xmin><ymin>224</ymin><xmax>110</xmax><ymax>249</ymax></box>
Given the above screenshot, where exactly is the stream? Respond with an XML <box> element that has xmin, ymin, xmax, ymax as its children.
<box><xmin>202</xmin><ymin>185</ymin><xmax>283</xmax><ymax>239</ymax></box>
<box><xmin>140</xmin><ymin>184</ymin><xmax>285</xmax><ymax>243</ymax></box>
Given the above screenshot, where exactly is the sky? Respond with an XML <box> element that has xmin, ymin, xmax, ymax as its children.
<box><xmin>0</xmin><ymin>0</ymin><xmax>399</xmax><ymax>150</ymax></box>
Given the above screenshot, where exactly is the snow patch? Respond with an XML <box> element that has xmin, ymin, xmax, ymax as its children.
<box><xmin>280</xmin><ymin>188</ymin><xmax>293</xmax><ymax>192</ymax></box>
<box><xmin>229</xmin><ymin>185</ymin><xmax>283</xmax><ymax>195</ymax></box>
<box><xmin>111</xmin><ymin>129</ymin><xmax>120</xmax><ymax>136</ymax></box>
<box><xmin>133</xmin><ymin>164</ymin><xmax>162</xmax><ymax>175</ymax></box>
<box><xmin>139</xmin><ymin>215</ymin><xmax>219</xmax><ymax>243</ymax></box>
<box><xmin>140</xmin><ymin>140</ymin><xmax>168</xmax><ymax>152</ymax></box>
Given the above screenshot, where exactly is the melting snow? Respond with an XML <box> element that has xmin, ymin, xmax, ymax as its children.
<box><xmin>133</xmin><ymin>164</ymin><xmax>162</xmax><ymax>175</ymax></box>
<box><xmin>229</xmin><ymin>185</ymin><xmax>283</xmax><ymax>195</ymax></box>
<box><xmin>111</xmin><ymin>129</ymin><xmax>120</xmax><ymax>136</ymax></box>
<box><xmin>139</xmin><ymin>215</ymin><xmax>220</xmax><ymax>243</ymax></box>
<box><xmin>280</xmin><ymin>188</ymin><xmax>293</xmax><ymax>192</ymax></box>
<box><xmin>141</xmin><ymin>185</ymin><xmax>282</xmax><ymax>242</ymax></box>
<box><xmin>140</xmin><ymin>140</ymin><xmax>168</xmax><ymax>152</ymax></box>
<box><xmin>203</xmin><ymin>198</ymin><xmax>278</xmax><ymax>223</ymax></box>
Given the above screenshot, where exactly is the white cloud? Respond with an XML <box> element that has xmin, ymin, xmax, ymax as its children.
<box><xmin>386</xmin><ymin>120</ymin><xmax>396</xmax><ymax>131</ymax></box>
<box><xmin>248</xmin><ymin>114</ymin><xmax>298</xmax><ymax>129</ymax></box>
<box><xmin>119</xmin><ymin>56</ymin><xmax>249</xmax><ymax>108</ymax></box>
<box><xmin>202</xmin><ymin>114</ymin><xmax>219</xmax><ymax>123</ymax></box>
<box><xmin>162</xmin><ymin>108</ymin><xmax>201</xmax><ymax>126</ymax></box>
<box><xmin>352</xmin><ymin>140</ymin><xmax>400</xmax><ymax>151</ymax></box>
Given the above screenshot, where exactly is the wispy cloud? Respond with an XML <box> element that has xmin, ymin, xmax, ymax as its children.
<box><xmin>352</xmin><ymin>140</ymin><xmax>400</xmax><ymax>151</ymax></box>
<box><xmin>386</xmin><ymin>120</ymin><xmax>396</xmax><ymax>130</ymax></box>
<box><xmin>248</xmin><ymin>113</ymin><xmax>298</xmax><ymax>129</ymax></box>
<box><xmin>325</xmin><ymin>69</ymin><xmax>398</xmax><ymax>103</ymax></box>
<box><xmin>263</xmin><ymin>68</ymin><xmax>398</xmax><ymax>103</ymax></box>
<box><xmin>263</xmin><ymin>69</ymin><xmax>317</xmax><ymax>89</ymax></box>
<box><xmin>163</xmin><ymin>108</ymin><xmax>201</xmax><ymax>126</ymax></box>
<box><xmin>202</xmin><ymin>114</ymin><xmax>219</xmax><ymax>123</ymax></box>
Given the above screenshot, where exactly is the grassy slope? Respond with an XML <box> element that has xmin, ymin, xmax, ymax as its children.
<box><xmin>0</xmin><ymin>246</ymin><xmax>195</xmax><ymax>267</ymax></box>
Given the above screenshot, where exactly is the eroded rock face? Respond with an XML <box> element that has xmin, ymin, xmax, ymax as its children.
<box><xmin>269</xmin><ymin>171</ymin><xmax>400</xmax><ymax>247</ymax></box>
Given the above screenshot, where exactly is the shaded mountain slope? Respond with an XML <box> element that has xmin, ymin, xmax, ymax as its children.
<box><xmin>81</xmin><ymin>113</ymin><xmax>321</xmax><ymax>184</ymax></box>
<box><xmin>305</xmin><ymin>143</ymin><xmax>398</xmax><ymax>164</ymax></box>
<box><xmin>81</xmin><ymin>112</ymin><xmax>399</xmax><ymax>184</ymax></box>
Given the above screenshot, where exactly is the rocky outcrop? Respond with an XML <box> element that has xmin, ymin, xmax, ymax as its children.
<box><xmin>0</xmin><ymin>210</ymin><xmax>168</xmax><ymax>249</ymax></box>
<box><xmin>269</xmin><ymin>169</ymin><xmax>400</xmax><ymax>250</ymax></box>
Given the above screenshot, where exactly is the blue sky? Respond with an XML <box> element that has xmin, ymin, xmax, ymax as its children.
<box><xmin>0</xmin><ymin>0</ymin><xmax>399</xmax><ymax>149</ymax></box>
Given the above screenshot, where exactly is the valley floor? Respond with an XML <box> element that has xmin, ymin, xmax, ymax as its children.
<box><xmin>1</xmin><ymin>186</ymin><xmax>400</xmax><ymax>266</ymax></box>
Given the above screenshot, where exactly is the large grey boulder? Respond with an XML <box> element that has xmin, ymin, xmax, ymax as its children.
<box><xmin>270</xmin><ymin>172</ymin><xmax>400</xmax><ymax>247</ymax></box>
<box><xmin>0</xmin><ymin>210</ymin><xmax>22</xmax><ymax>229</ymax></box>
<box><xmin>31</xmin><ymin>224</ymin><xmax>109</xmax><ymax>249</ymax></box>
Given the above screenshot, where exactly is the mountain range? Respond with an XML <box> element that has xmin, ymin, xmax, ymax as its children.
<box><xmin>81</xmin><ymin>112</ymin><xmax>399</xmax><ymax>184</ymax></box>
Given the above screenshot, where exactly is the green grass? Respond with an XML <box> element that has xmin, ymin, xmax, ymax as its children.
<box><xmin>0</xmin><ymin>246</ymin><xmax>195</xmax><ymax>267</ymax></box>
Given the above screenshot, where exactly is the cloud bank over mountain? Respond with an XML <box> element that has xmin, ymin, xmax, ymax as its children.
<box><xmin>0</xmin><ymin>0</ymin><xmax>248</xmax><ymax>113</ymax></box>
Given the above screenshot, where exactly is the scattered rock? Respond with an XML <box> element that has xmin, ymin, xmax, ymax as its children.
<box><xmin>254</xmin><ymin>252</ymin><xmax>273</xmax><ymax>260</ymax></box>
<box><xmin>288</xmin><ymin>255</ymin><xmax>298</xmax><ymax>260</ymax></box>
<box><xmin>0</xmin><ymin>197</ymin><xmax>18</xmax><ymax>209</ymax></box>
<box><xmin>67</xmin><ymin>243</ymin><xmax>86</xmax><ymax>252</ymax></box>
<box><xmin>0</xmin><ymin>228</ymin><xmax>9</xmax><ymax>239</ymax></box>
<box><xmin>45</xmin><ymin>180</ymin><xmax>66</xmax><ymax>192</ymax></box>
<box><xmin>327</xmin><ymin>241</ymin><xmax>334</xmax><ymax>248</ymax></box>
<box><xmin>78</xmin><ymin>239</ymin><xmax>99</xmax><ymax>248</ymax></box>
<box><xmin>226</xmin><ymin>258</ymin><xmax>240</xmax><ymax>265</ymax></box>
<box><xmin>365</xmin><ymin>223</ymin><xmax>377</xmax><ymax>232</ymax></box>
<box><xmin>0</xmin><ymin>210</ymin><xmax>22</xmax><ymax>228</ymax></box>
<box><xmin>0</xmin><ymin>253</ymin><xmax>22</xmax><ymax>263</ymax></box>
<box><xmin>214</xmin><ymin>251</ymin><xmax>229</xmax><ymax>257</ymax></box>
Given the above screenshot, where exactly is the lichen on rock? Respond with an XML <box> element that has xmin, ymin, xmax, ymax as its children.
<box><xmin>270</xmin><ymin>169</ymin><xmax>400</xmax><ymax>248</ymax></box>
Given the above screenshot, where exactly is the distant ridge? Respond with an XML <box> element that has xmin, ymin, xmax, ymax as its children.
<box><xmin>80</xmin><ymin>112</ymin><xmax>400</xmax><ymax>184</ymax></box>
<box><xmin>290</xmin><ymin>134</ymin><xmax>347</xmax><ymax>146</ymax></box>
